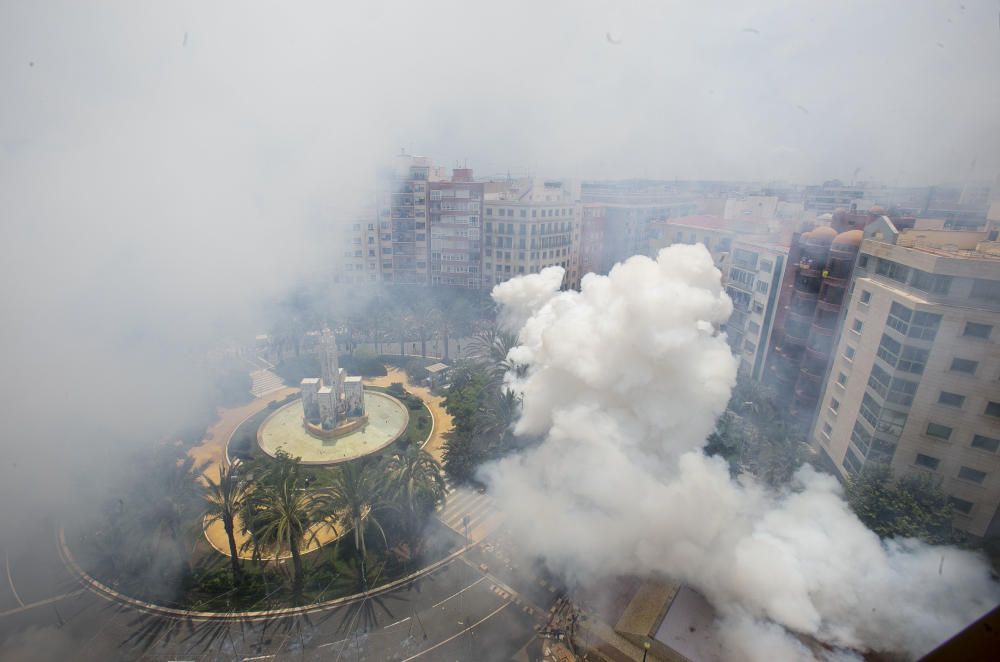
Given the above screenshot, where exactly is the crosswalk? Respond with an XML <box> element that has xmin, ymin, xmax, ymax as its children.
<box><xmin>436</xmin><ymin>487</ymin><xmax>504</xmax><ymax>543</ymax></box>
<box><xmin>250</xmin><ymin>369</ymin><xmax>285</xmax><ymax>397</ymax></box>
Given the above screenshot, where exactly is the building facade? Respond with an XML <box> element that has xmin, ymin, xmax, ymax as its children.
<box><xmin>428</xmin><ymin>169</ymin><xmax>485</xmax><ymax>288</ymax></box>
<box><xmin>723</xmin><ymin>240</ymin><xmax>789</xmax><ymax>381</ymax></box>
<box><xmin>811</xmin><ymin>218</ymin><xmax>1000</xmax><ymax>536</ymax></box>
<box><xmin>483</xmin><ymin>178</ymin><xmax>579</xmax><ymax>289</ymax></box>
<box><xmin>375</xmin><ymin>154</ymin><xmax>436</xmax><ymax>285</ymax></box>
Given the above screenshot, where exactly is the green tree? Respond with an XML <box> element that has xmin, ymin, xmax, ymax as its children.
<box><xmin>846</xmin><ymin>463</ymin><xmax>957</xmax><ymax>545</ymax></box>
<box><xmin>324</xmin><ymin>461</ymin><xmax>390</xmax><ymax>585</ymax></box>
<box><xmin>384</xmin><ymin>446</ymin><xmax>447</xmax><ymax>549</ymax></box>
<box><xmin>474</xmin><ymin>388</ymin><xmax>523</xmax><ymax>459</ymax></box>
<box><xmin>202</xmin><ymin>461</ymin><xmax>249</xmax><ymax>586</ymax></box>
<box><xmin>244</xmin><ymin>465</ymin><xmax>329</xmax><ymax>597</ymax></box>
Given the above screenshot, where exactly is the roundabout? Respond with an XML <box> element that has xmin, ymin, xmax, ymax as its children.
<box><xmin>257</xmin><ymin>390</ymin><xmax>409</xmax><ymax>465</ymax></box>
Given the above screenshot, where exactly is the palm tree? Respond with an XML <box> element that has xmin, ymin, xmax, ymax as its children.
<box><xmin>384</xmin><ymin>447</ymin><xmax>447</xmax><ymax>549</ymax></box>
<box><xmin>244</xmin><ymin>467</ymin><xmax>329</xmax><ymax>596</ymax></box>
<box><xmin>324</xmin><ymin>461</ymin><xmax>390</xmax><ymax>586</ymax></box>
<box><xmin>474</xmin><ymin>388</ymin><xmax>522</xmax><ymax>459</ymax></box>
<box><xmin>469</xmin><ymin>328</ymin><xmax>522</xmax><ymax>388</ymax></box>
<box><xmin>202</xmin><ymin>461</ymin><xmax>249</xmax><ymax>586</ymax></box>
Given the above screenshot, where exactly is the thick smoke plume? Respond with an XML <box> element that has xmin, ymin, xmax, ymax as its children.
<box><xmin>482</xmin><ymin>244</ymin><xmax>998</xmax><ymax>661</ymax></box>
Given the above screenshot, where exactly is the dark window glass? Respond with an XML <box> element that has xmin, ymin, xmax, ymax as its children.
<box><xmin>926</xmin><ymin>423</ymin><xmax>953</xmax><ymax>440</ymax></box>
<box><xmin>915</xmin><ymin>453</ymin><xmax>940</xmax><ymax>469</ymax></box>
<box><xmin>938</xmin><ymin>392</ymin><xmax>965</xmax><ymax>407</ymax></box>
<box><xmin>949</xmin><ymin>497</ymin><xmax>974</xmax><ymax>515</ymax></box>
<box><xmin>958</xmin><ymin>466</ymin><xmax>987</xmax><ymax>484</ymax></box>
<box><xmin>950</xmin><ymin>357</ymin><xmax>978</xmax><ymax>374</ymax></box>
<box><xmin>971</xmin><ymin>435</ymin><xmax>1000</xmax><ymax>452</ymax></box>
<box><xmin>964</xmin><ymin>322</ymin><xmax>992</xmax><ymax>339</ymax></box>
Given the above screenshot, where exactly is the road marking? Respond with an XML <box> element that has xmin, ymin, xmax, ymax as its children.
<box><xmin>430</xmin><ymin>576</ymin><xmax>487</xmax><ymax>610</ymax></box>
<box><xmin>4</xmin><ymin>555</ymin><xmax>24</xmax><ymax>608</ymax></box>
<box><xmin>242</xmin><ymin>656</ymin><xmax>275</xmax><ymax>661</ymax></box>
<box><xmin>317</xmin><ymin>638</ymin><xmax>349</xmax><ymax>648</ymax></box>
<box><xmin>384</xmin><ymin>615</ymin><xmax>411</xmax><ymax>629</ymax></box>
<box><xmin>0</xmin><ymin>589</ymin><xmax>85</xmax><ymax>618</ymax></box>
<box><xmin>400</xmin><ymin>602</ymin><xmax>511</xmax><ymax>661</ymax></box>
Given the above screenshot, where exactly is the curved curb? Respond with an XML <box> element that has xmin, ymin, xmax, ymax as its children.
<box><xmin>58</xmin><ymin>527</ymin><xmax>473</xmax><ymax>622</ymax></box>
<box><xmin>256</xmin><ymin>391</ymin><xmax>409</xmax><ymax>466</ymax></box>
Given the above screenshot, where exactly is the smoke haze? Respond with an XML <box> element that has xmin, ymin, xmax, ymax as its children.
<box><xmin>0</xmin><ymin>1</ymin><xmax>998</xmax><ymax>657</ymax></box>
<box><xmin>484</xmin><ymin>246</ymin><xmax>999</xmax><ymax>660</ymax></box>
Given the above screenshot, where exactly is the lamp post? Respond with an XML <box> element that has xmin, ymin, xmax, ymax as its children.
<box><xmin>642</xmin><ymin>640</ymin><xmax>651</xmax><ymax>662</ymax></box>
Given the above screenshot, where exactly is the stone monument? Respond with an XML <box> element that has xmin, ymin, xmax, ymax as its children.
<box><xmin>300</xmin><ymin>328</ymin><xmax>367</xmax><ymax>436</ymax></box>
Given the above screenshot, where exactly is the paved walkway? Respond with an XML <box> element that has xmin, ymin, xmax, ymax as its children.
<box><xmin>363</xmin><ymin>367</ymin><xmax>453</xmax><ymax>461</ymax></box>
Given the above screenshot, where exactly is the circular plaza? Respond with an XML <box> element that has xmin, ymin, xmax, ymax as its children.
<box><xmin>257</xmin><ymin>390</ymin><xmax>408</xmax><ymax>464</ymax></box>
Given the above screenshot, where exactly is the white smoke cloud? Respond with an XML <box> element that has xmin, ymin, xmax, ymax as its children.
<box><xmin>483</xmin><ymin>245</ymin><xmax>999</xmax><ymax>661</ymax></box>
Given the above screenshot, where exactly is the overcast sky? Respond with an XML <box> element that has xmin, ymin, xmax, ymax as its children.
<box><xmin>0</xmin><ymin>1</ymin><xmax>998</xmax><ymax>528</ymax></box>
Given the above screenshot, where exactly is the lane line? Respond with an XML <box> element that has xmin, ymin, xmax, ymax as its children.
<box><xmin>430</xmin><ymin>576</ymin><xmax>487</xmax><ymax>610</ymax></box>
<box><xmin>383</xmin><ymin>615</ymin><xmax>411</xmax><ymax>629</ymax></box>
<box><xmin>317</xmin><ymin>638</ymin><xmax>349</xmax><ymax>649</ymax></box>
<box><xmin>400</xmin><ymin>602</ymin><xmax>511</xmax><ymax>661</ymax></box>
<box><xmin>4</xmin><ymin>555</ymin><xmax>24</xmax><ymax>608</ymax></box>
<box><xmin>0</xmin><ymin>589</ymin><xmax>85</xmax><ymax>618</ymax></box>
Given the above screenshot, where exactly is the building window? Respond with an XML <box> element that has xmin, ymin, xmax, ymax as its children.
<box><xmin>875</xmin><ymin>258</ymin><xmax>909</xmax><ymax>283</ymax></box>
<box><xmin>910</xmin><ymin>269</ymin><xmax>952</xmax><ymax>295</ymax></box>
<box><xmin>970</xmin><ymin>279</ymin><xmax>1000</xmax><ymax>303</ymax></box>
<box><xmin>958</xmin><ymin>466</ymin><xmax>987</xmax><ymax>484</ymax></box>
<box><xmin>860</xmin><ymin>290</ymin><xmax>871</xmax><ymax>304</ymax></box>
<box><xmin>950</xmin><ymin>357</ymin><xmax>978</xmax><ymax>374</ymax></box>
<box><xmin>852</xmin><ymin>319</ymin><xmax>863</xmax><ymax>333</ymax></box>
<box><xmin>837</xmin><ymin>372</ymin><xmax>848</xmax><ymax>386</ymax></box>
<box><xmin>753</xmin><ymin>302</ymin><xmax>764</xmax><ymax>314</ymax></box>
<box><xmin>845</xmin><ymin>346</ymin><xmax>856</xmax><ymax>361</ymax></box>
<box><xmin>971</xmin><ymin>435</ymin><xmax>1000</xmax><ymax>452</ymax></box>
<box><xmin>914</xmin><ymin>453</ymin><xmax>940</xmax><ymax>470</ymax></box>
<box><xmin>822</xmin><ymin>422</ymin><xmax>833</xmax><ymax>437</ymax></box>
<box><xmin>926</xmin><ymin>423</ymin><xmax>953</xmax><ymax>440</ymax></box>
<box><xmin>985</xmin><ymin>401</ymin><xmax>1000</xmax><ymax>418</ymax></box>
<box><xmin>949</xmin><ymin>497</ymin><xmax>974</xmax><ymax>515</ymax></box>
<box><xmin>886</xmin><ymin>302</ymin><xmax>912</xmax><ymax>335</ymax></box>
<box><xmin>760</xmin><ymin>259</ymin><xmax>773</xmax><ymax>272</ymax></box>
<box><xmin>858</xmin><ymin>254</ymin><xmax>869</xmax><ymax>269</ymax></box>
<box><xmin>964</xmin><ymin>322</ymin><xmax>992</xmax><ymax>339</ymax></box>
<box><xmin>830</xmin><ymin>398</ymin><xmax>840</xmax><ymax>412</ymax></box>
<box><xmin>909</xmin><ymin>311</ymin><xmax>941</xmax><ymax>341</ymax></box>
<box><xmin>755</xmin><ymin>280</ymin><xmax>769</xmax><ymax>294</ymax></box>
<box><xmin>938</xmin><ymin>392</ymin><xmax>965</xmax><ymax>408</ymax></box>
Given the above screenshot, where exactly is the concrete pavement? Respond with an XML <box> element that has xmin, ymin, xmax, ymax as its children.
<box><xmin>0</xmin><ymin>518</ymin><xmax>547</xmax><ymax>661</ymax></box>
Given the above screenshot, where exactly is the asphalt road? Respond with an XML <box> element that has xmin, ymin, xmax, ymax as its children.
<box><xmin>0</xmin><ymin>518</ymin><xmax>553</xmax><ymax>661</ymax></box>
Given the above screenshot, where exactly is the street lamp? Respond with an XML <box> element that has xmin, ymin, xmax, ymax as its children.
<box><xmin>642</xmin><ymin>640</ymin><xmax>651</xmax><ymax>662</ymax></box>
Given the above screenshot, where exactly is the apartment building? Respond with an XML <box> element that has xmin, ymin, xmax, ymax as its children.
<box><xmin>483</xmin><ymin>178</ymin><xmax>579</xmax><ymax>288</ymax></box>
<box><xmin>578</xmin><ymin>204</ymin><xmax>606</xmax><ymax>281</ymax></box>
<box><xmin>329</xmin><ymin>214</ymin><xmax>381</xmax><ymax>285</ymax></box>
<box><xmin>428</xmin><ymin>169</ymin><xmax>485</xmax><ymax>288</ymax></box>
<box><xmin>647</xmin><ymin>215</ymin><xmax>736</xmax><ymax>270</ymax></box>
<box><xmin>811</xmin><ymin>218</ymin><xmax>1000</xmax><ymax>536</ymax></box>
<box><xmin>375</xmin><ymin>154</ymin><xmax>438</xmax><ymax>285</ymax></box>
<box><xmin>723</xmin><ymin>240</ymin><xmax>789</xmax><ymax>381</ymax></box>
